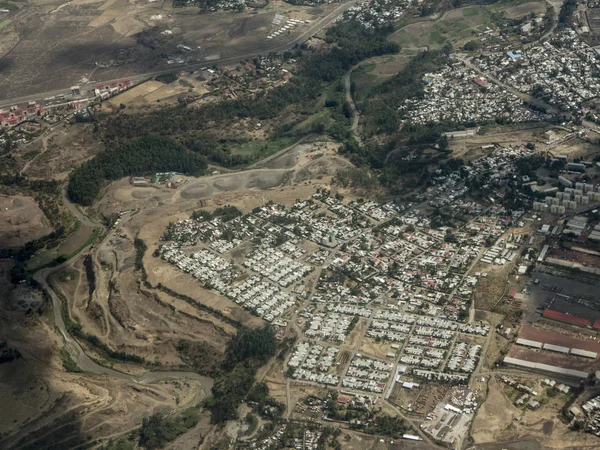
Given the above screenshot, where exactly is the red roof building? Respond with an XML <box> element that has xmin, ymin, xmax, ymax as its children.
<box><xmin>543</xmin><ymin>309</ymin><xmax>590</xmax><ymax>327</ymax></box>
<box><xmin>593</xmin><ymin>317</ymin><xmax>600</xmax><ymax>330</ymax></box>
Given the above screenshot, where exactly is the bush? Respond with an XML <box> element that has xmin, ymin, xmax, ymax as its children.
<box><xmin>463</xmin><ymin>40</ymin><xmax>479</xmax><ymax>51</ymax></box>
<box><xmin>139</xmin><ymin>413</ymin><xmax>185</xmax><ymax>449</ymax></box>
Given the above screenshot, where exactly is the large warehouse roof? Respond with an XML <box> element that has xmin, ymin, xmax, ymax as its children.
<box><xmin>516</xmin><ymin>338</ymin><xmax>543</xmax><ymax>349</ymax></box>
<box><xmin>504</xmin><ymin>356</ymin><xmax>589</xmax><ymax>379</ymax></box>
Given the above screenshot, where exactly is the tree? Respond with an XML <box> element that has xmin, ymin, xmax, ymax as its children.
<box><xmin>138</xmin><ymin>413</ymin><xmax>185</xmax><ymax>450</ymax></box>
<box><xmin>463</xmin><ymin>40</ymin><xmax>479</xmax><ymax>51</ymax></box>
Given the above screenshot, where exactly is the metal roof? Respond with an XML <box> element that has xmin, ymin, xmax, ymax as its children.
<box><xmin>516</xmin><ymin>338</ymin><xmax>543</xmax><ymax>349</ymax></box>
<box><xmin>504</xmin><ymin>356</ymin><xmax>589</xmax><ymax>379</ymax></box>
<box><xmin>543</xmin><ymin>343</ymin><xmax>570</xmax><ymax>354</ymax></box>
<box><xmin>570</xmin><ymin>348</ymin><xmax>598</xmax><ymax>359</ymax></box>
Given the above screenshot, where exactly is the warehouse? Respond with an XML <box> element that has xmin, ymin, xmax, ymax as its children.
<box><xmin>516</xmin><ymin>338</ymin><xmax>543</xmax><ymax>349</ymax></box>
<box><xmin>570</xmin><ymin>348</ymin><xmax>598</xmax><ymax>359</ymax></box>
<box><xmin>543</xmin><ymin>343</ymin><xmax>570</xmax><ymax>354</ymax></box>
<box><xmin>503</xmin><ymin>356</ymin><xmax>589</xmax><ymax>379</ymax></box>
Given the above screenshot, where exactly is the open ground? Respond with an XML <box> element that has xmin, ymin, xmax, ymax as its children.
<box><xmin>0</xmin><ymin>0</ymin><xmax>350</xmax><ymax>101</ymax></box>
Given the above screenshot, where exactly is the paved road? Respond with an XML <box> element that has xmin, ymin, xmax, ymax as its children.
<box><xmin>383</xmin><ymin>400</ymin><xmax>445</xmax><ymax>448</ymax></box>
<box><xmin>0</xmin><ymin>0</ymin><xmax>368</xmax><ymax>109</ymax></box>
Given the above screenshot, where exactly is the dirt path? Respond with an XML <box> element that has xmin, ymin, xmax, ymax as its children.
<box><xmin>344</xmin><ymin>67</ymin><xmax>362</xmax><ymax>145</ymax></box>
<box><xmin>32</xmin><ymin>186</ymin><xmax>215</xmax><ymax>393</ymax></box>
<box><xmin>247</xmin><ymin>134</ymin><xmax>315</xmax><ymax>169</ymax></box>
<box><xmin>19</xmin><ymin>134</ymin><xmax>49</xmax><ymax>176</ymax></box>
<box><xmin>383</xmin><ymin>399</ymin><xmax>444</xmax><ymax>448</ymax></box>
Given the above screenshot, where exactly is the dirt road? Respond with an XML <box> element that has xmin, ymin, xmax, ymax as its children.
<box><xmin>33</xmin><ymin>189</ymin><xmax>214</xmax><ymax>394</ymax></box>
<box><xmin>344</xmin><ymin>67</ymin><xmax>362</xmax><ymax>145</ymax></box>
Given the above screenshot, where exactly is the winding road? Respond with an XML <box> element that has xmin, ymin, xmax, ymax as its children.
<box><xmin>33</xmin><ymin>188</ymin><xmax>214</xmax><ymax>393</ymax></box>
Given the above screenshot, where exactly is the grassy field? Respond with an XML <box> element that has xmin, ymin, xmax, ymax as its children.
<box><xmin>391</xmin><ymin>7</ymin><xmax>492</xmax><ymax>50</ymax></box>
<box><xmin>487</xmin><ymin>0</ymin><xmax>546</xmax><ymax>17</ymax></box>
<box><xmin>350</xmin><ymin>63</ymin><xmax>377</xmax><ymax>98</ymax></box>
<box><xmin>0</xmin><ymin>19</ymin><xmax>12</xmax><ymax>31</ymax></box>
<box><xmin>292</xmin><ymin>108</ymin><xmax>331</xmax><ymax>134</ymax></box>
<box><xmin>229</xmin><ymin>136</ymin><xmax>299</xmax><ymax>159</ymax></box>
<box><xmin>0</xmin><ymin>1</ymin><xmax>17</xmax><ymax>10</ymax></box>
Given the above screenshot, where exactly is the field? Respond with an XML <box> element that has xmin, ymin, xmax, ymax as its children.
<box><xmin>472</xmin><ymin>375</ymin><xmax>599</xmax><ymax>449</ymax></box>
<box><xmin>472</xmin><ymin>261</ymin><xmax>512</xmax><ymax>311</ymax></box>
<box><xmin>0</xmin><ymin>0</ymin><xmax>341</xmax><ymax>100</ymax></box>
<box><xmin>351</xmin><ymin>2</ymin><xmax>541</xmax><ymax>99</ymax></box>
<box><xmin>390</xmin><ymin>7</ymin><xmax>492</xmax><ymax>51</ymax></box>
<box><xmin>104</xmin><ymin>76</ymin><xmax>210</xmax><ymax>111</ymax></box>
<box><xmin>18</xmin><ymin>123</ymin><xmax>105</xmax><ymax>181</ymax></box>
<box><xmin>487</xmin><ymin>0</ymin><xmax>547</xmax><ymax>18</ymax></box>
<box><xmin>229</xmin><ymin>135</ymin><xmax>299</xmax><ymax>158</ymax></box>
<box><xmin>350</xmin><ymin>62</ymin><xmax>392</xmax><ymax>100</ymax></box>
<box><xmin>0</xmin><ymin>281</ymin><xmax>210</xmax><ymax>449</ymax></box>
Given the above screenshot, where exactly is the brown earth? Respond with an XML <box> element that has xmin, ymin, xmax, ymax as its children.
<box><xmin>0</xmin><ymin>296</ymin><xmax>207</xmax><ymax>449</ymax></box>
<box><xmin>0</xmin><ymin>194</ymin><xmax>53</xmax><ymax>248</ymax></box>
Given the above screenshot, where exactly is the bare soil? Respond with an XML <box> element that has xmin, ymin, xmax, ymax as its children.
<box><xmin>0</xmin><ymin>194</ymin><xmax>53</xmax><ymax>248</ymax></box>
<box><xmin>0</xmin><ymin>297</ymin><xmax>207</xmax><ymax>450</ymax></box>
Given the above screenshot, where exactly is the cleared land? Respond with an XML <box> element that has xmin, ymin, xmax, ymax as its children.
<box><xmin>0</xmin><ymin>194</ymin><xmax>53</xmax><ymax>247</ymax></box>
<box><xmin>0</xmin><ymin>293</ymin><xmax>209</xmax><ymax>449</ymax></box>
<box><xmin>0</xmin><ymin>0</ymin><xmax>341</xmax><ymax>100</ymax></box>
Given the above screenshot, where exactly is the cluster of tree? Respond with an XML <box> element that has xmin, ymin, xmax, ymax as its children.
<box><xmin>223</xmin><ymin>325</ymin><xmax>276</xmax><ymax>369</ymax></box>
<box><xmin>284</xmin><ymin>0</ymin><xmax>325</xmax><ymax>5</ymax></box>
<box><xmin>205</xmin><ymin>326</ymin><xmax>277</xmax><ymax>423</ymax></box>
<box><xmin>133</xmin><ymin>238</ymin><xmax>148</xmax><ymax>272</ymax></box>
<box><xmin>85</xmin><ymin>334</ymin><xmax>146</xmax><ymax>364</ymax></box>
<box><xmin>0</xmin><ymin>342</ymin><xmax>22</xmax><ymax>364</ymax></box>
<box><xmin>0</xmin><ymin>129</ymin><xmax>15</xmax><ymax>155</ymax></box>
<box><xmin>245</xmin><ymin>382</ymin><xmax>285</xmax><ymax>420</ymax></box>
<box><xmin>134</xmin><ymin>237</ymin><xmax>150</xmax><ymax>283</ymax></box>
<box><xmin>357</xmin><ymin>414</ymin><xmax>410</xmax><ymax>438</ymax></box>
<box><xmin>318</xmin><ymin>426</ymin><xmax>343</xmax><ymax>450</ymax></box>
<box><xmin>183</xmin><ymin>135</ymin><xmax>252</xmax><ymax>167</ymax></box>
<box><xmin>357</xmin><ymin>48</ymin><xmax>450</xmax><ymax>138</ymax></box>
<box><xmin>157</xmin><ymin>284</ymin><xmax>242</xmax><ymax>328</ymax></box>
<box><xmin>559</xmin><ymin>0</ymin><xmax>577</xmax><ymax>25</ymax></box>
<box><xmin>100</xmin><ymin>436</ymin><xmax>136</xmax><ymax>450</ymax></box>
<box><xmin>102</xmin><ymin>77</ymin><xmax>322</xmax><ymax>142</ymax></box>
<box><xmin>301</xmin><ymin>22</ymin><xmax>399</xmax><ymax>82</ymax></box>
<box><xmin>190</xmin><ymin>204</ymin><xmax>243</xmax><ymax>222</ymax></box>
<box><xmin>176</xmin><ymin>339</ymin><xmax>223</xmax><ymax>376</ymax></box>
<box><xmin>138</xmin><ymin>408</ymin><xmax>199</xmax><ymax>450</ymax></box>
<box><xmin>374</xmin><ymin>45</ymin><xmax>451</xmax><ymax>110</ymax></box>
<box><xmin>515</xmin><ymin>154</ymin><xmax>546</xmax><ymax>177</ymax></box>
<box><xmin>55</xmin><ymin>286</ymin><xmax>147</xmax><ymax>365</ymax></box>
<box><xmin>172</xmin><ymin>0</ymin><xmax>225</xmax><ymax>9</ymax></box>
<box><xmin>4</xmin><ymin>226</ymin><xmax>67</xmax><ymax>283</ymax></box>
<box><xmin>463</xmin><ymin>40</ymin><xmax>480</xmax><ymax>51</ymax></box>
<box><xmin>0</xmin><ymin>173</ymin><xmax>60</xmax><ymax>192</ymax></box>
<box><xmin>323</xmin><ymin>390</ymin><xmax>362</xmax><ymax>422</ymax></box>
<box><xmin>83</xmin><ymin>254</ymin><xmax>96</xmax><ymax>300</ymax></box>
<box><xmin>90</xmin><ymin>19</ymin><xmax>398</xmax><ymax>170</ymax></box>
<box><xmin>155</xmin><ymin>73</ymin><xmax>178</xmax><ymax>84</ymax></box>
<box><xmin>68</xmin><ymin>135</ymin><xmax>208</xmax><ymax>205</ymax></box>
